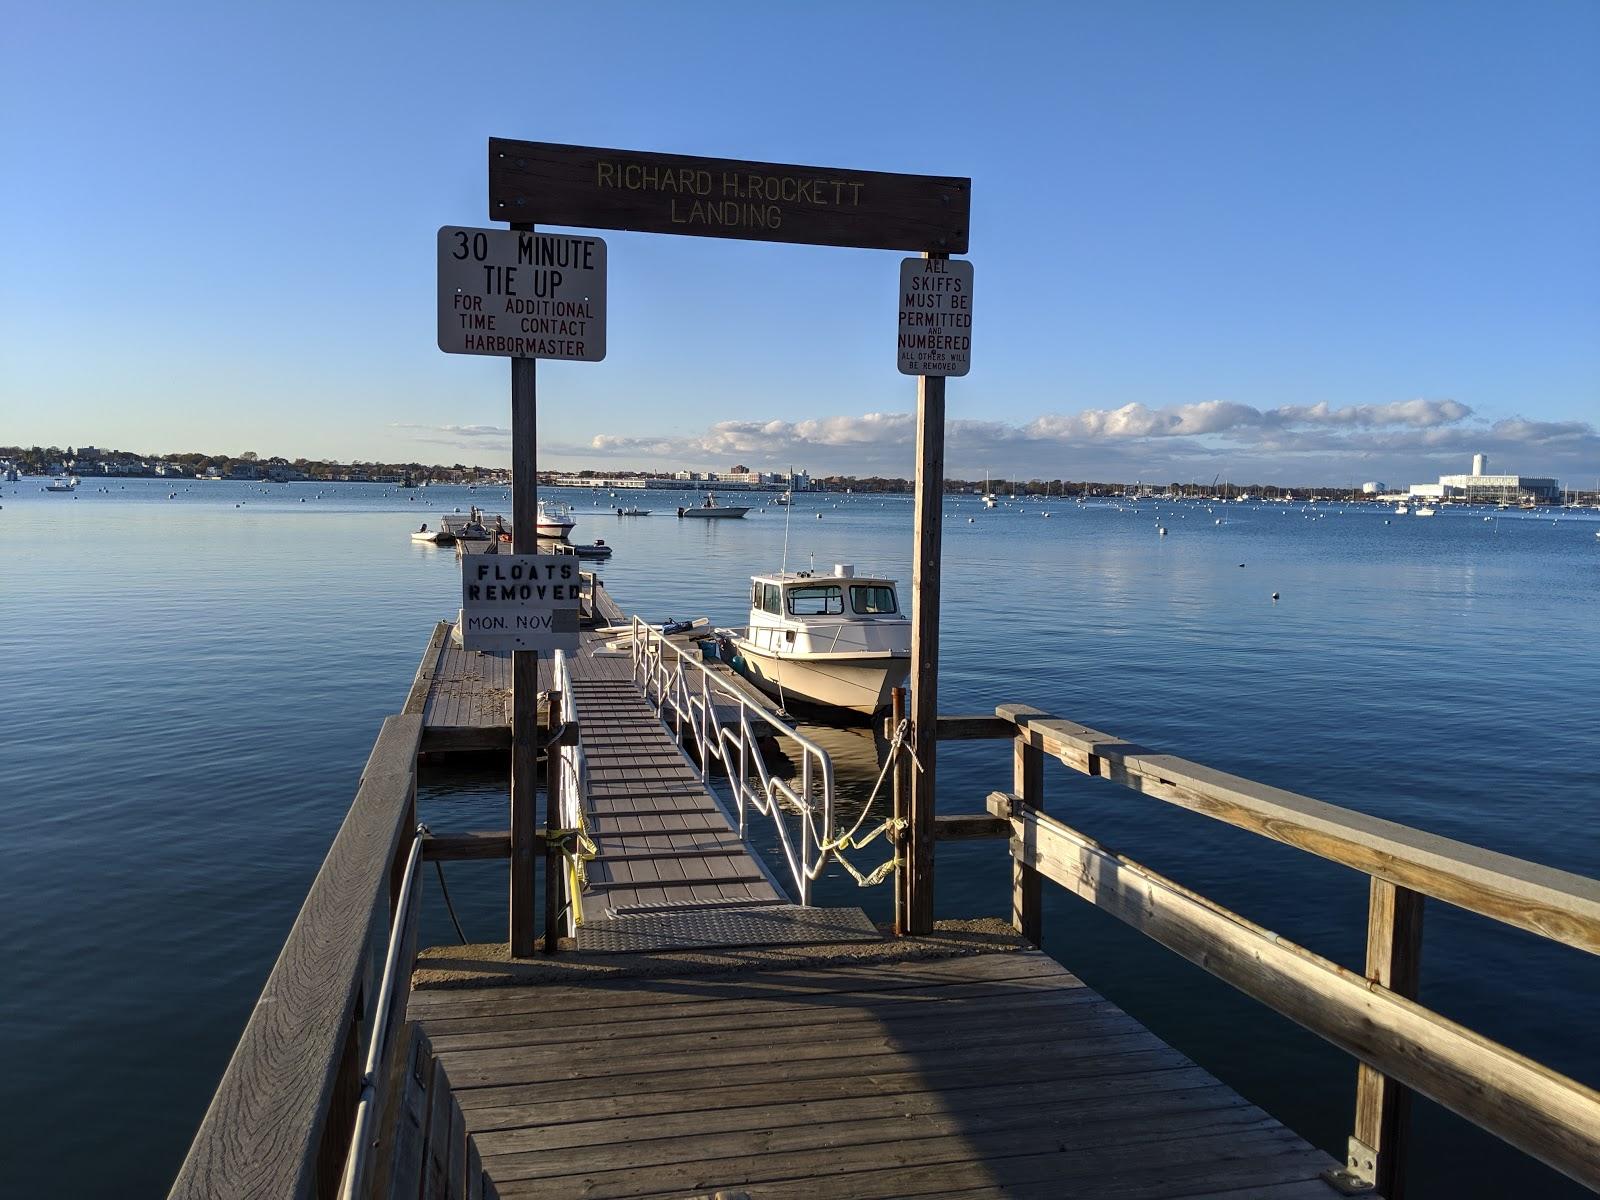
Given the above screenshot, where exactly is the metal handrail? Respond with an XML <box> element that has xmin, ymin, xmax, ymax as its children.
<box><xmin>629</xmin><ymin>617</ymin><xmax>836</xmax><ymax>904</ymax></box>
<box><xmin>336</xmin><ymin>823</ymin><xmax>425</xmax><ymax>1200</ymax></box>
<box><xmin>551</xmin><ymin>649</ymin><xmax>588</xmax><ymax>936</ymax></box>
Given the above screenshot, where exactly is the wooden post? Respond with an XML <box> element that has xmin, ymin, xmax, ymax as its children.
<box><xmin>508</xmin><ymin>226</ymin><xmax>539</xmax><ymax>957</ymax></box>
<box><xmin>889</xmin><ymin>686</ymin><xmax>908</xmax><ymax>937</ymax></box>
<box><xmin>906</xmin><ymin>252</ymin><xmax>947</xmax><ymax>936</ymax></box>
<box><xmin>1350</xmin><ymin>877</ymin><xmax>1425</xmax><ymax>1197</ymax></box>
<box><xmin>1003</xmin><ymin>705</ymin><xmax>1046</xmax><ymax>945</ymax></box>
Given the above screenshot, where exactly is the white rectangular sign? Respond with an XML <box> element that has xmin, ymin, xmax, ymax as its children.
<box><xmin>438</xmin><ymin>226</ymin><xmax>607</xmax><ymax>360</ymax></box>
<box><xmin>897</xmin><ymin>257</ymin><xmax>973</xmax><ymax>377</ymax></box>
<box><xmin>460</xmin><ymin>553</ymin><xmax>582</xmax><ymax>652</ymax></box>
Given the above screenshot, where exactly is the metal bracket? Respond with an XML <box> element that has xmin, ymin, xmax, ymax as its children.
<box><xmin>1317</xmin><ymin>1137</ymin><xmax>1377</xmax><ymax>1195</ymax></box>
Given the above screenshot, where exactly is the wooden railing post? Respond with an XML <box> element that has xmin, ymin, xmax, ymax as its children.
<box><xmin>889</xmin><ymin>687</ymin><xmax>908</xmax><ymax>937</ymax></box>
<box><xmin>999</xmin><ymin>704</ymin><xmax>1046</xmax><ymax>945</ymax></box>
<box><xmin>1345</xmin><ymin>878</ymin><xmax>1425</xmax><ymax>1197</ymax></box>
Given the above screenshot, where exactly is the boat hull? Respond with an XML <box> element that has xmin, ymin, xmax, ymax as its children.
<box><xmin>678</xmin><ymin>509</ymin><xmax>748</xmax><ymax>519</ymax></box>
<box><xmin>732</xmin><ymin>640</ymin><xmax>909</xmax><ymax>716</ymax></box>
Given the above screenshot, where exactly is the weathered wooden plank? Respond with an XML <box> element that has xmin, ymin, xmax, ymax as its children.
<box><xmin>422</xmin><ymin>967</ymin><xmax>1075</xmax><ymax>1042</ymax></box>
<box><xmin>934</xmin><ymin>713</ymin><xmax>1014</xmax><ymax>740</ymax></box>
<box><xmin>408</xmin><ymin>951</ymin><xmax>1062</xmax><ymax>1019</ymax></box>
<box><xmin>378</xmin><ymin>1027</ymin><xmax>432</xmax><ymax>1200</ymax></box>
<box><xmin>405</xmin><ymin>621</ymin><xmax>452</xmax><ymax>715</ymax></box>
<box><xmin>460</xmin><ymin>1057</ymin><xmax>1208</xmax><ymax>1138</ymax></box>
<box><xmin>1010</xmin><ymin>706</ymin><xmax>1047</xmax><ymax>946</ymax></box>
<box><xmin>452</xmin><ymin>1030</ymin><xmax>1166</xmax><ymax>1111</ymax></box>
<box><xmin>490</xmin><ymin>1115</ymin><xmax>1301</xmax><ymax>1198</ymax></box>
<box><xmin>479</xmin><ymin>1084</ymin><xmax>1262</xmax><ymax>1181</ymax></box>
<box><xmin>444</xmin><ymin>1007</ymin><xmax>1151</xmax><ymax>1091</ymax></box>
<box><xmin>519</xmin><ymin>1136</ymin><xmax>1332</xmax><ymax>1200</ymax></box>
<box><xmin>429</xmin><ymin>984</ymin><xmax>1106</xmax><ymax>1057</ymax></box>
<box><xmin>998</xmin><ymin>707</ymin><xmax>1600</xmax><ymax>955</ymax></box>
<box><xmin>420</xmin><ymin>1055</ymin><xmax>453</xmax><ymax>1200</ymax></box>
<box><xmin>473</xmin><ymin>1075</ymin><xmax>1238</xmax><ymax>1159</ymax></box>
<box><xmin>906</xmin><ymin>340</ymin><xmax>945</xmax><ymax>935</ymax></box>
<box><xmin>933</xmin><ymin>812</ymin><xmax>1010</xmax><ymax>840</ymax></box>
<box><xmin>1007</xmin><ymin>800</ymin><xmax>1600</xmax><ymax>1191</ymax></box>
<box><xmin>1352</xmin><ymin>877</ymin><xmax>1426</xmax><ymax>1198</ymax></box>
<box><xmin>169</xmin><ymin>714</ymin><xmax>422</xmax><ymax>1200</ymax></box>
<box><xmin>424</xmin><ymin>832</ymin><xmax>516</xmax><ymax>862</ymax></box>
<box><xmin>488</xmin><ymin>140</ymin><xmax>970</xmax><ymax>254</ymax></box>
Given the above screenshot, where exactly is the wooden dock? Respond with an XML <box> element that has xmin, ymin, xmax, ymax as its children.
<box><xmin>406</xmin><ymin>943</ymin><xmax>1345</xmax><ymax>1200</ymax></box>
<box><xmin>170</xmin><ymin>605</ymin><xmax>1600</xmax><ymax>1200</ymax></box>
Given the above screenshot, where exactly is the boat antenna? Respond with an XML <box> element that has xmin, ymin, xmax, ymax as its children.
<box><xmin>780</xmin><ymin>464</ymin><xmax>794</xmax><ymax>575</ymax></box>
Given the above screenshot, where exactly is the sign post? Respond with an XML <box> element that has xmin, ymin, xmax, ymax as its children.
<box><xmin>898</xmin><ymin>253</ymin><xmax>972</xmax><ymax>934</ymax></box>
<box><xmin>438</xmin><ymin>220</ymin><xmax>606</xmax><ymax>957</ymax></box>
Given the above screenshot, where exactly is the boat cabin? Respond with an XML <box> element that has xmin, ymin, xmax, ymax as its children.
<box><xmin>748</xmin><ymin>566</ymin><xmax>902</xmax><ymax>626</ymax></box>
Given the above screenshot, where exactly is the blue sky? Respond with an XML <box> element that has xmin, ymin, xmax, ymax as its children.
<box><xmin>3</xmin><ymin>1</ymin><xmax>1596</xmax><ymax>484</ymax></box>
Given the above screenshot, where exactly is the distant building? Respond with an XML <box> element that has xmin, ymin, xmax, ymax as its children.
<box><xmin>546</xmin><ymin>468</ymin><xmax>810</xmax><ymax>492</ymax></box>
<box><xmin>1405</xmin><ymin>453</ymin><xmax>1559</xmax><ymax>504</ymax></box>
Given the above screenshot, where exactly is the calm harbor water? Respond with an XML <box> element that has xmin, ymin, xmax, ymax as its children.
<box><xmin>3</xmin><ymin>477</ymin><xmax>1597</xmax><ymax>1197</ymax></box>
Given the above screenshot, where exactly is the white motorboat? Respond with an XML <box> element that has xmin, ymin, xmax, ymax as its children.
<box><xmin>728</xmin><ymin>565</ymin><xmax>910</xmax><ymax>716</ymax></box>
<box><xmin>1414</xmin><ymin>506</ymin><xmax>1436</xmax><ymax>517</ymax></box>
<box><xmin>677</xmin><ymin>493</ymin><xmax>749</xmax><ymax>519</ymax></box>
<box><xmin>538</xmin><ymin>500</ymin><xmax>576</xmax><ymax>539</ymax></box>
<box><xmin>45</xmin><ymin>475</ymin><xmax>79</xmax><ymax>493</ymax></box>
<box><xmin>410</xmin><ymin>523</ymin><xmax>454</xmax><ymax>544</ymax></box>
<box><xmin>614</xmin><ymin>506</ymin><xmax>652</xmax><ymax>516</ymax></box>
<box><xmin>3</xmin><ymin>465</ymin><xmax>19</xmax><ymax>482</ymax></box>
<box><xmin>1394</xmin><ymin>504</ymin><xmax>1409</xmax><ymax>515</ymax></box>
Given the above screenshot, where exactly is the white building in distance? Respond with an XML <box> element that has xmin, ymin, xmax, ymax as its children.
<box><xmin>1405</xmin><ymin>454</ymin><xmax>1558</xmax><ymax>504</ymax></box>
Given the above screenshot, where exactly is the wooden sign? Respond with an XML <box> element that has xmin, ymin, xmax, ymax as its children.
<box><xmin>898</xmin><ymin>257</ymin><xmax>973</xmax><ymax>376</ymax></box>
<box><xmin>438</xmin><ymin>227</ymin><xmax>606</xmax><ymax>359</ymax></box>
<box><xmin>489</xmin><ymin>139</ymin><xmax>970</xmax><ymax>254</ymax></box>
<box><xmin>460</xmin><ymin>553</ymin><xmax>582</xmax><ymax>652</ymax></box>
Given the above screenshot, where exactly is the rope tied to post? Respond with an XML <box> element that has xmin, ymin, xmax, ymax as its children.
<box><xmin>822</xmin><ymin>717</ymin><xmax>911</xmax><ymax>887</ymax></box>
<box><xmin>546</xmin><ymin>825</ymin><xmax>598</xmax><ymax>925</ymax></box>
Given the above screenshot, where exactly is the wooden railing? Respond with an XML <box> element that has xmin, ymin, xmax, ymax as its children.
<box><xmin>919</xmin><ymin>705</ymin><xmax>1600</xmax><ymax>1197</ymax></box>
<box><xmin>169</xmin><ymin>715</ymin><xmax>424</xmax><ymax>1200</ymax></box>
<box><xmin>170</xmin><ymin>690</ymin><xmax>579</xmax><ymax>1198</ymax></box>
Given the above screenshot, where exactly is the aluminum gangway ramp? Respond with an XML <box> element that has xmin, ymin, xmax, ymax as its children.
<box><xmin>560</xmin><ymin>653</ymin><xmax>878</xmax><ymax>952</ymax></box>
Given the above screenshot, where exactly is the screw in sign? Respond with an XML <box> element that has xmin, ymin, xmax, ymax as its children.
<box><xmin>897</xmin><ymin>257</ymin><xmax>973</xmax><ymax>377</ymax></box>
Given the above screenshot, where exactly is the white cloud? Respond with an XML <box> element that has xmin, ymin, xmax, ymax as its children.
<box><xmin>556</xmin><ymin>399</ymin><xmax>1597</xmax><ymax>484</ymax></box>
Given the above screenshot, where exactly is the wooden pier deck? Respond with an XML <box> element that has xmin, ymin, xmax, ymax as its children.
<box><xmin>407</xmin><ymin>942</ymin><xmax>1345</xmax><ymax>1200</ymax></box>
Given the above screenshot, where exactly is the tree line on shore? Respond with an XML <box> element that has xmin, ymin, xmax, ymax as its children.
<box><xmin>4</xmin><ymin>446</ymin><xmax>1412</xmax><ymax>500</ymax></box>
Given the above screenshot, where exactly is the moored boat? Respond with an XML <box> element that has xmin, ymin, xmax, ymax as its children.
<box><xmin>727</xmin><ymin>565</ymin><xmax>910</xmax><ymax>716</ymax></box>
<box><xmin>410</xmin><ymin>523</ymin><xmax>454</xmax><ymax>544</ymax></box>
<box><xmin>45</xmin><ymin>475</ymin><xmax>79</xmax><ymax>493</ymax></box>
<box><xmin>537</xmin><ymin>500</ymin><xmax>577</xmax><ymax>539</ymax></box>
<box><xmin>677</xmin><ymin>493</ymin><xmax>749</xmax><ymax>519</ymax></box>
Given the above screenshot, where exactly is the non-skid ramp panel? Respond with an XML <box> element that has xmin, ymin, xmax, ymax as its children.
<box><xmin>411</xmin><ymin>949</ymin><xmax>1345</xmax><ymax>1200</ymax></box>
<box><xmin>576</xmin><ymin>904</ymin><xmax>879</xmax><ymax>952</ymax></box>
<box><xmin>564</xmin><ymin>656</ymin><xmax>787</xmax><ymax>919</ymax></box>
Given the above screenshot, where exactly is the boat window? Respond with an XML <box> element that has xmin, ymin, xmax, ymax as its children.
<box><xmin>751</xmin><ymin>581</ymin><xmax>761</xmax><ymax>608</ymax></box>
<box><xmin>761</xmin><ymin>584</ymin><xmax>783</xmax><ymax>614</ymax></box>
<box><xmin>850</xmin><ymin>585</ymin><xmax>898</xmax><ymax>615</ymax></box>
<box><xmin>786</xmin><ymin>585</ymin><xmax>843</xmax><ymax>616</ymax></box>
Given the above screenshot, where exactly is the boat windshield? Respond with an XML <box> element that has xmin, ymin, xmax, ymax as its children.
<box><xmin>787</xmin><ymin>585</ymin><xmax>844</xmax><ymax>616</ymax></box>
<box><xmin>850</xmin><ymin>585</ymin><xmax>897</xmax><ymax>615</ymax></box>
